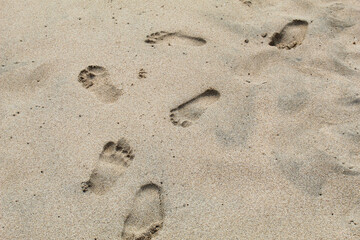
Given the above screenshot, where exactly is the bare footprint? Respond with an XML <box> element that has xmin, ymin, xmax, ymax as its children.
<box><xmin>145</xmin><ymin>31</ymin><xmax>206</xmax><ymax>46</ymax></box>
<box><xmin>81</xmin><ymin>139</ymin><xmax>134</xmax><ymax>195</ymax></box>
<box><xmin>269</xmin><ymin>20</ymin><xmax>309</xmax><ymax>49</ymax></box>
<box><xmin>170</xmin><ymin>89</ymin><xmax>220</xmax><ymax>127</ymax></box>
<box><xmin>78</xmin><ymin>65</ymin><xmax>122</xmax><ymax>103</ymax></box>
<box><xmin>122</xmin><ymin>184</ymin><xmax>164</xmax><ymax>240</ymax></box>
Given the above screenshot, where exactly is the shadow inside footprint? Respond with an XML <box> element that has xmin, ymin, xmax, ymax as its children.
<box><xmin>122</xmin><ymin>183</ymin><xmax>164</xmax><ymax>240</ymax></box>
<box><xmin>269</xmin><ymin>20</ymin><xmax>309</xmax><ymax>49</ymax></box>
<box><xmin>81</xmin><ymin>139</ymin><xmax>134</xmax><ymax>195</ymax></box>
<box><xmin>170</xmin><ymin>89</ymin><xmax>220</xmax><ymax>127</ymax></box>
<box><xmin>78</xmin><ymin>65</ymin><xmax>122</xmax><ymax>103</ymax></box>
<box><xmin>145</xmin><ymin>31</ymin><xmax>206</xmax><ymax>46</ymax></box>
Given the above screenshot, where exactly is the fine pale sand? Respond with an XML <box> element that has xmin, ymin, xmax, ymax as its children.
<box><xmin>1</xmin><ymin>0</ymin><xmax>360</xmax><ymax>239</ymax></box>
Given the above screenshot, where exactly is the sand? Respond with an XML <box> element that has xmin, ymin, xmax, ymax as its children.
<box><xmin>1</xmin><ymin>0</ymin><xmax>360</xmax><ymax>239</ymax></box>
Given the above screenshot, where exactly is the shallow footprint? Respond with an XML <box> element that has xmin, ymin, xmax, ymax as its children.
<box><xmin>78</xmin><ymin>65</ymin><xmax>122</xmax><ymax>103</ymax></box>
<box><xmin>122</xmin><ymin>184</ymin><xmax>164</xmax><ymax>240</ymax></box>
<box><xmin>275</xmin><ymin>150</ymin><xmax>360</xmax><ymax>196</ymax></box>
<box><xmin>170</xmin><ymin>89</ymin><xmax>220</xmax><ymax>127</ymax></box>
<box><xmin>269</xmin><ymin>20</ymin><xmax>309</xmax><ymax>50</ymax></box>
<box><xmin>81</xmin><ymin>139</ymin><xmax>134</xmax><ymax>195</ymax></box>
<box><xmin>145</xmin><ymin>31</ymin><xmax>206</xmax><ymax>46</ymax></box>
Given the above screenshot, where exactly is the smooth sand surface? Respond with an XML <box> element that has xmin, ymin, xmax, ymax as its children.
<box><xmin>1</xmin><ymin>0</ymin><xmax>360</xmax><ymax>239</ymax></box>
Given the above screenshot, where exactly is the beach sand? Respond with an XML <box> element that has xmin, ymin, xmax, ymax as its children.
<box><xmin>1</xmin><ymin>0</ymin><xmax>360</xmax><ymax>239</ymax></box>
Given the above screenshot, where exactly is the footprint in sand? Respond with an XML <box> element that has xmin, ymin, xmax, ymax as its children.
<box><xmin>145</xmin><ymin>31</ymin><xmax>207</xmax><ymax>46</ymax></box>
<box><xmin>81</xmin><ymin>139</ymin><xmax>134</xmax><ymax>195</ymax></box>
<box><xmin>269</xmin><ymin>19</ymin><xmax>309</xmax><ymax>50</ymax></box>
<box><xmin>275</xmin><ymin>151</ymin><xmax>360</xmax><ymax>196</ymax></box>
<box><xmin>122</xmin><ymin>183</ymin><xmax>164</xmax><ymax>240</ymax></box>
<box><xmin>170</xmin><ymin>89</ymin><xmax>220</xmax><ymax>127</ymax></box>
<box><xmin>326</xmin><ymin>3</ymin><xmax>358</xmax><ymax>29</ymax></box>
<box><xmin>78</xmin><ymin>65</ymin><xmax>122</xmax><ymax>103</ymax></box>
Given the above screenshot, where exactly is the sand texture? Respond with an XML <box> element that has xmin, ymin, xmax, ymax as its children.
<box><xmin>1</xmin><ymin>0</ymin><xmax>360</xmax><ymax>239</ymax></box>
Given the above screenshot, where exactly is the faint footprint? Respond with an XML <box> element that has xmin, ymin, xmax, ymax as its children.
<box><xmin>81</xmin><ymin>139</ymin><xmax>134</xmax><ymax>195</ymax></box>
<box><xmin>275</xmin><ymin>153</ymin><xmax>330</xmax><ymax>196</ymax></box>
<box><xmin>78</xmin><ymin>65</ymin><xmax>122</xmax><ymax>103</ymax></box>
<box><xmin>326</xmin><ymin>3</ymin><xmax>358</xmax><ymax>29</ymax></box>
<box><xmin>122</xmin><ymin>183</ymin><xmax>164</xmax><ymax>240</ymax></box>
<box><xmin>269</xmin><ymin>20</ymin><xmax>309</xmax><ymax>49</ymax></box>
<box><xmin>0</xmin><ymin>63</ymin><xmax>52</xmax><ymax>93</ymax></box>
<box><xmin>170</xmin><ymin>89</ymin><xmax>220</xmax><ymax>127</ymax></box>
<box><xmin>275</xmin><ymin>151</ymin><xmax>359</xmax><ymax>196</ymax></box>
<box><xmin>145</xmin><ymin>31</ymin><xmax>206</xmax><ymax>46</ymax></box>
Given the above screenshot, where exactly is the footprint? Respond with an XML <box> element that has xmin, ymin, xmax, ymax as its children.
<box><xmin>269</xmin><ymin>20</ymin><xmax>309</xmax><ymax>49</ymax></box>
<box><xmin>326</xmin><ymin>3</ymin><xmax>358</xmax><ymax>29</ymax></box>
<box><xmin>78</xmin><ymin>65</ymin><xmax>122</xmax><ymax>103</ymax></box>
<box><xmin>275</xmin><ymin>151</ymin><xmax>360</xmax><ymax>196</ymax></box>
<box><xmin>145</xmin><ymin>31</ymin><xmax>206</xmax><ymax>46</ymax></box>
<box><xmin>122</xmin><ymin>183</ymin><xmax>164</xmax><ymax>240</ymax></box>
<box><xmin>81</xmin><ymin>139</ymin><xmax>134</xmax><ymax>195</ymax></box>
<box><xmin>275</xmin><ymin>152</ymin><xmax>333</xmax><ymax>196</ymax></box>
<box><xmin>170</xmin><ymin>89</ymin><xmax>220</xmax><ymax>127</ymax></box>
<box><xmin>0</xmin><ymin>63</ymin><xmax>52</xmax><ymax>94</ymax></box>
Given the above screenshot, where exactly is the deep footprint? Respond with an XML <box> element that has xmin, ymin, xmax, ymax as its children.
<box><xmin>81</xmin><ymin>139</ymin><xmax>134</xmax><ymax>195</ymax></box>
<box><xmin>145</xmin><ymin>31</ymin><xmax>206</xmax><ymax>46</ymax></box>
<box><xmin>269</xmin><ymin>20</ymin><xmax>309</xmax><ymax>49</ymax></box>
<box><xmin>78</xmin><ymin>65</ymin><xmax>122</xmax><ymax>103</ymax></box>
<box><xmin>170</xmin><ymin>89</ymin><xmax>220</xmax><ymax>127</ymax></box>
<box><xmin>122</xmin><ymin>183</ymin><xmax>164</xmax><ymax>240</ymax></box>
